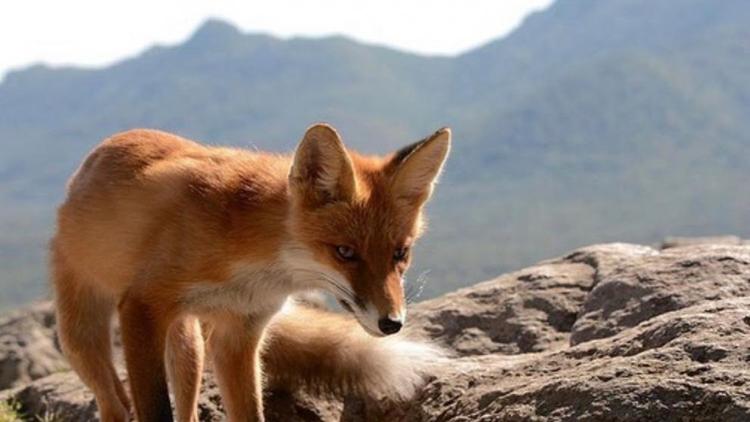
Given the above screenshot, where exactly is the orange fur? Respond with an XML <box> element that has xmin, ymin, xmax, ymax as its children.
<box><xmin>52</xmin><ymin>124</ymin><xmax>450</xmax><ymax>422</ymax></box>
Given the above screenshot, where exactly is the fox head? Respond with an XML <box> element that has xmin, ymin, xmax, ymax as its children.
<box><xmin>285</xmin><ymin>123</ymin><xmax>451</xmax><ymax>336</ymax></box>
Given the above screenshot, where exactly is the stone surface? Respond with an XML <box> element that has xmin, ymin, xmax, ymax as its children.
<box><xmin>0</xmin><ymin>302</ymin><xmax>67</xmax><ymax>390</ymax></box>
<box><xmin>2</xmin><ymin>240</ymin><xmax>750</xmax><ymax>421</ymax></box>
<box><xmin>568</xmin><ymin>244</ymin><xmax>750</xmax><ymax>345</ymax></box>
<box><xmin>660</xmin><ymin>235</ymin><xmax>749</xmax><ymax>249</ymax></box>
<box><xmin>408</xmin><ymin>260</ymin><xmax>595</xmax><ymax>356</ymax></box>
<box><xmin>371</xmin><ymin>297</ymin><xmax>750</xmax><ymax>421</ymax></box>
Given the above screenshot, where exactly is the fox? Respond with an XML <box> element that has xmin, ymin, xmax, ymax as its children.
<box><xmin>51</xmin><ymin>123</ymin><xmax>450</xmax><ymax>422</ymax></box>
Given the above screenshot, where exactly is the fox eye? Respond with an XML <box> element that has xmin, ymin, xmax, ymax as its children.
<box><xmin>335</xmin><ymin>245</ymin><xmax>356</xmax><ymax>261</ymax></box>
<box><xmin>393</xmin><ymin>247</ymin><xmax>409</xmax><ymax>262</ymax></box>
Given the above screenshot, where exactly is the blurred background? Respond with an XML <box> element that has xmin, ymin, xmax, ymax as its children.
<box><xmin>1</xmin><ymin>0</ymin><xmax>748</xmax><ymax>311</ymax></box>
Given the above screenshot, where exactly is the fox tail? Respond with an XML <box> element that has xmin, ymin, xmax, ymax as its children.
<box><xmin>260</xmin><ymin>301</ymin><xmax>445</xmax><ymax>400</ymax></box>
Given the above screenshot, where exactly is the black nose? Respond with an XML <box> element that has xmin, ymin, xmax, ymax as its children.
<box><xmin>378</xmin><ymin>317</ymin><xmax>402</xmax><ymax>335</ymax></box>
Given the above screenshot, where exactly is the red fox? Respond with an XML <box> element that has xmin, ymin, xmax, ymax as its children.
<box><xmin>51</xmin><ymin>123</ymin><xmax>450</xmax><ymax>422</ymax></box>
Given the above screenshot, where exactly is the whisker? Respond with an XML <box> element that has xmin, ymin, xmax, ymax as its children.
<box><xmin>291</xmin><ymin>269</ymin><xmax>357</xmax><ymax>302</ymax></box>
<box><xmin>293</xmin><ymin>272</ymin><xmax>346</xmax><ymax>296</ymax></box>
<box><xmin>292</xmin><ymin>269</ymin><xmax>351</xmax><ymax>291</ymax></box>
<box><xmin>405</xmin><ymin>270</ymin><xmax>430</xmax><ymax>304</ymax></box>
<box><xmin>292</xmin><ymin>276</ymin><xmax>351</xmax><ymax>300</ymax></box>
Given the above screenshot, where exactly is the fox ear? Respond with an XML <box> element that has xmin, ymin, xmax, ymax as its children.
<box><xmin>390</xmin><ymin>127</ymin><xmax>451</xmax><ymax>206</ymax></box>
<box><xmin>289</xmin><ymin>123</ymin><xmax>357</xmax><ymax>206</ymax></box>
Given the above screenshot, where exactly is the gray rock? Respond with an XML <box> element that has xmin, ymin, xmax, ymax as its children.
<box><xmin>1</xmin><ymin>371</ymin><xmax>97</xmax><ymax>421</ymax></box>
<box><xmin>0</xmin><ymin>302</ymin><xmax>67</xmax><ymax>390</ymax></box>
<box><xmin>569</xmin><ymin>244</ymin><xmax>750</xmax><ymax>345</ymax></box>
<box><xmin>358</xmin><ymin>297</ymin><xmax>750</xmax><ymax>421</ymax></box>
<box><xmin>661</xmin><ymin>235</ymin><xmax>749</xmax><ymax>249</ymax></box>
<box><xmin>408</xmin><ymin>261</ymin><xmax>595</xmax><ymax>356</ymax></box>
<box><xmin>2</xmin><ymin>241</ymin><xmax>750</xmax><ymax>421</ymax></box>
<box><xmin>0</xmin><ymin>369</ymin><xmax>345</xmax><ymax>422</ymax></box>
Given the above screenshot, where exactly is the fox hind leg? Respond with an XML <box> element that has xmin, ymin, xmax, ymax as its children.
<box><xmin>118</xmin><ymin>291</ymin><xmax>174</xmax><ymax>422</ymax></box>
<box><xmin>52</xmin><ymin>250</ymin><xmax>130</xmax><ymax>422</ymax></box>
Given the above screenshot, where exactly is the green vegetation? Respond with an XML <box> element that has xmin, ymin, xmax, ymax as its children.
<box><xmin>0</xmin><ymin>400</ymin><xmax>21</xmax><ymax>422</ymax></box>
<box><xmin>1</xmin><ymin>0</ymin><xmax>749</xmax><ymax>309</ymax></box>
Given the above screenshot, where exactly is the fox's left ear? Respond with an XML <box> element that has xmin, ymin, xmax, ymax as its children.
<box><xmin>390</xmin><ymin>127</ymin><xmax>451</xmax><ymax>205</ymax></box>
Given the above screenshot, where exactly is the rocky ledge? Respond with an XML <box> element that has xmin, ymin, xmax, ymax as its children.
<box><xmin>2</xmin><ymin>240</ymin><xmax>750</xmax><ymax>421</ymax></box>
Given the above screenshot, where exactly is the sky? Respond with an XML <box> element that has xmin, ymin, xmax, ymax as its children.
<box><xmin>0</xmin><ymin>0</ymin><xmax>552</xmax><ymax>80</ymax></box>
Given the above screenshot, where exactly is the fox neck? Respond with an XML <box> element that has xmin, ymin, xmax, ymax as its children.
<box><xmin>204</xmin><ymin>182</ymin><xmax>341</xmax><ymax>303</ymax></box>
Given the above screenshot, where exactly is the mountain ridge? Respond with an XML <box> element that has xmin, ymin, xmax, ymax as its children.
<box><xmin>1</xmin><ymin>0</ymin><xmax>749</xmax><ymax>310</ymax></box>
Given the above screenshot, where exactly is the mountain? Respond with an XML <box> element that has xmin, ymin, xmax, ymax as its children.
<box><xmin>1</xmin><ymin>0</ymin><xmax>749</xmax><ymax>310</ymax></box>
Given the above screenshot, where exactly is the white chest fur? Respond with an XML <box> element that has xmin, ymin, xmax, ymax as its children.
<box><xmin>181</xmin><ymin>262</ymin><xmax>295</xmax><ymax>317</ymax></box>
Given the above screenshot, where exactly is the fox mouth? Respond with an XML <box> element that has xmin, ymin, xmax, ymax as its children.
<box><xmin>338</xmin><ymin>299</ymin><xmax>355</xmax><ymax>314</ymax></box>
<box><xmin>336</xmin><ymin>297</ymin><xmax>387</xmax><ymax>337</ymax></box>
<box><xmin>358</xmin><ymin>322</ymin><xmax>386</xmax><ymax>337</ymax></box>
<box><xmin>336</xmin><ymin>292</ymin><xmax>365</xmax><ymax>314</ymax></box>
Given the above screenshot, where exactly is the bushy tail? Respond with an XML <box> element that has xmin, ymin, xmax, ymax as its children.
<box><xmin>260</xmin><ymin>302</ymin><xmax>445</xmax><ymax>400</ymax></box>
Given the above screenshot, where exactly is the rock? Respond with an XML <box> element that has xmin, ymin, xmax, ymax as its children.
<box><xmin>0</xmin><ymin>302</ymin><xmax>67</xmax><ymax>390</ymax></box>
<box><xmin>363</xmin><ymin>297</ymin><xmax>750</xmax><ymax>421</ymax></box>
<box><xmin>408</xmin><ymin>260</ymin><xmax>595</xmax><ymax>356</ymax></box>
<box><xmin>3</xmin><ymin>241</ymin><xmax>750</xmax><ymax>421</ymax></box>
<box><xmin>661</xmin><ymin>235</ymin><xmax>749</xmax><ymax>249</ymax></box>
<box><xmin>0</xmin><ymin>369</ymin><xmax>345</xmax><ymax>422</ymax></box>
<box><xmin>568</xmin><ymin>244</ymin><xmax>750</xmax><ymax>345</ymax></box>
<box><xmin>1</xmin><ymin>371</ymin><xmax>97</xmax><ymax>421</ymax></box>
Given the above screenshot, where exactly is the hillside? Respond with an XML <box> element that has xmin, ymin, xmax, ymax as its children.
<box><xmin>1</xmin><ymin>0</ymin><xmax>750</xmax><ymax>309</ymax></box>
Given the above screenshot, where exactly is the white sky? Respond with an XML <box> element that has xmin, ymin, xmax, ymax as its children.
<box><xmin>0</xmin><ymin>0</ymin><xmax>552</xmax><ymax>80</ymax></box>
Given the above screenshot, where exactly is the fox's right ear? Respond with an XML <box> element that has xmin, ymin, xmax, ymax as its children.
<box><xmin>289</xmin><ymin>123</ymin><xmax>357</xmax><ymax>206</ymax></box>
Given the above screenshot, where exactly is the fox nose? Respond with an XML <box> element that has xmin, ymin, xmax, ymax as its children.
<box><xmin>378</xmin><ymin>317</ymin><xmax>402</xmax><ymax>335</ymax></box>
